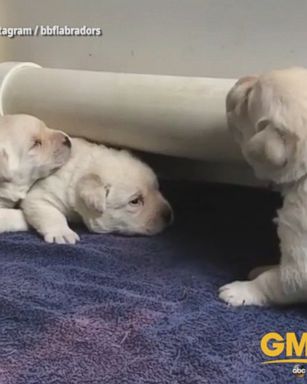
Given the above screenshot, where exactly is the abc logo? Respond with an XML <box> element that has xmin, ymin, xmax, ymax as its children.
<box><xmin>292</xmin><ymin>364</ymin><xmax>306</xmax><ymax>378</ymax></box>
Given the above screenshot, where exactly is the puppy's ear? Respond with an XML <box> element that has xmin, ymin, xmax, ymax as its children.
<box><xmin>226</xmin><ymin>76</ymin><xmax>257</xmax><ymax>113</ymax></box>
<box><xmin>245</xmin><ymin>119</ymin><xmax>298</xmax><ymax>168</ymax></box>
<box><xmin>77</xmin><ymin>174</ymin><xmax>109</xmax><ymax>214</ymax></box>
<box><xmin>0</xmin><ymin>148</ymin><xmax>12</xmax><ymax>182</ymax></box>
<box><xmin>226</xmin><ymin>76</ymin><xmax>258</xmax><ymax>142</ymax></box>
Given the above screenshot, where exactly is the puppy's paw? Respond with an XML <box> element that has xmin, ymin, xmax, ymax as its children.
<box><xmin>44</xmin><ymin>228</ymin><xmax>80</xmax><ymax>244</ymax></box>
<box><xmin>218</xmin><ymin>281</ymin><xmax>267</xmax><ymax>307</ymax></box>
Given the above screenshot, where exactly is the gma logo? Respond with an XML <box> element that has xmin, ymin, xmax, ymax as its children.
<box><xmin>261</xmin><ymin>332</ymin><xmax>307</xmax><ymax>364</ymax></box>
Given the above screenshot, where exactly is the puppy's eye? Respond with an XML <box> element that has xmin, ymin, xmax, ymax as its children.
<box><xmin>31</xmin><ymin>139</ymin><xmax>42</xmax><ymax>149</ymax></box>
<box><xmin>129</xmin><ymin>196</ymin><xmax>143</xmax><ymax>206</ymax></box>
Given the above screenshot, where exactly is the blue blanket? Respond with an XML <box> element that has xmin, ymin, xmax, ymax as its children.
<box><xmin>0</xmin><ymin>181</ymin><xmax>305</xmax><ymax>384</ymax></box>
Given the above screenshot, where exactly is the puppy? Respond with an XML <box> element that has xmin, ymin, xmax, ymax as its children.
<box><xmin>4</xmin><ymin>138</ymin><xmax>173</xmax><ymax>243</ymax></box>
<box><xmin>219</xmin><ymin>67</ymin><xmax>307</xmax><ymax>306</ymax></box>
<box><xmin>0</xmin><ymin>114</ymin><xmax>71</xmax><ymax>231</ymax></box>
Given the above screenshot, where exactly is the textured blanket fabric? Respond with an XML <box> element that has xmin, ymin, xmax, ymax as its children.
<box><xmin>0</xmin><ymin>181</ymin><xmax>305</xmax><ymax>384</ymax></box>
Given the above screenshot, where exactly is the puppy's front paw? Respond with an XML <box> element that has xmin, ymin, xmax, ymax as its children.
<box><xmin>44</xmin><ymin>228</ymin><xmax>80</xmax><ymax>244</ymax></box>
<box><xmin>218</xmin><ymin>281</ymin><xmax>267</xmax><ymax>307</ymax></box>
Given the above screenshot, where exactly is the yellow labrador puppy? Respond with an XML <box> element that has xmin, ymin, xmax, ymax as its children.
<box><xmin>220</xmin><ymin>67</ymin><xmax>307</xmax><ymax>306</ymax></box>
<box><xmin>0</xmin><ymin>114</ymin><xmax>71</xmax><ymax>231</ymax></box>
<box><xmin>5</xmin><ymin>138</ymin><xmax>173</xmax><ymax>243</ymax></box>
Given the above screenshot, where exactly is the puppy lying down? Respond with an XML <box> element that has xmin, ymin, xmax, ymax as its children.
<box><xmin>220</xmin><ymin>67</ymin><xmax>307</xmax><ymax>306</ymax></box>
<box><xmin>0</xmin><ymin>114</ymin><xmax>71</xmax><ymax>230</ymax></box>
<box><xmin>0</xmin><ymin>114</ymin><xmax>71</xmax><ymax>208</ymax></box>
<box><xmin>2</xmin><ymin>138</ymin><xmax>173</xmax><ymax>243</ymax></box>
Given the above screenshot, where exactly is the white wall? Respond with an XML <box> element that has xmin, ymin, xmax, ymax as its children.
<box><xmin>0</xmin><ymin>0</ymin><xmax>307</xmax><ymax>78</ymax></box>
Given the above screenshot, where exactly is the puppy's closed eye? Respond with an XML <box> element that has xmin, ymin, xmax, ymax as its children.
<box><xmin>245</xmin><ymin>119</ymin><xmax>297</xmax><ymax>168</ymax></box>
<box><xmin>30</xmin><ymin>139</ymin><xmax>42</xmax><ymax>150</ymax></box>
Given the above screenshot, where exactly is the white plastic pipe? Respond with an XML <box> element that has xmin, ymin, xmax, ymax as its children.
<box><xmin>0</xmin><ymin>62</ymin><xmax>240</xmax><ymax>162</ymax></box>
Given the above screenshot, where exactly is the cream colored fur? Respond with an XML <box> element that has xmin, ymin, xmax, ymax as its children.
<box><xmin>2</xmin><ymin>138</ymin><xmax>173</xmax><ymax>243</ymax></box>
<box><xmin>0</xmin><ymin>114</ymin><xmax>71</xmax><ymax>231</ymax></box>
<box><xmin>220</xmin><ymin>67</ymin><xmax>307</xmax><ymax>306</ymax></box>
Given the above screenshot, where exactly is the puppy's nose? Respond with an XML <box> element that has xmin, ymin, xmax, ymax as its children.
<box><xmin>162</xmin><ymin>205</ymin><xmax>174</xmax><ymax>226</ymax></box>
<box><xmin>63</xmin><ymin>136</ymin><xmax>71</xmax><ymax>148</ymax></box>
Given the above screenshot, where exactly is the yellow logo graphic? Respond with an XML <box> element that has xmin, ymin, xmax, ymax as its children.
<box><xmin>260</xmin><ymin>332</ymin><xmax>307</xmax><ymax>364</ymax></box>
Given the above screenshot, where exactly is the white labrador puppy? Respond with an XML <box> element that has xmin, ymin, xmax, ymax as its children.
<box><xmin>5</xmin><ymin>138</ymin><xmax>173</xmax><ymax>243</ymax></box>
<box><xmin>0</xmin><ymin>114</ymin><xmax>71</xmax><ymax>230</ymax></box>
<box><xmin>220</xmin><ymin>67</ymin><xmax>307</xmax><ymax>306</ymax></box>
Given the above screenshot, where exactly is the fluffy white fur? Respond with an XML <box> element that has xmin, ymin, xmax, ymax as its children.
<box><xmin>0</xmin><ymin>114</ymin><xmax>71</xmax><ymax>230</ymax></box>
<box><xmin>2</xmin><ymin>138</ymin><xmax>173</xmax><ymax>244</ymax></box>
<box><xmin>220</xmin><ymin>67</ymin><xmax>307</xmax><ymax>306</ymax></box>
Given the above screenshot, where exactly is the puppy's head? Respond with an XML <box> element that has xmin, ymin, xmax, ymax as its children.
<box><xmin>226</xmin><ymin>68</ymin><xmax>307</xmax><ymax>184</ymax></box>
<box><xmin>76</xmin><ymin>150</ymin><xmax>173</xmax><ymax>236</ymax></box>
<box><xmin>0</xmin><ymin>114</ymin><xmax>71</xmax><ymax>188</ymax></box>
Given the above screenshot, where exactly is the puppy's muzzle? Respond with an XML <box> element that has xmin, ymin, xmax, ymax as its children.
<box><xmin>161</xmin><ymin>204</ymin><xmax>174</xmax><ymax>226</ymax></box>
